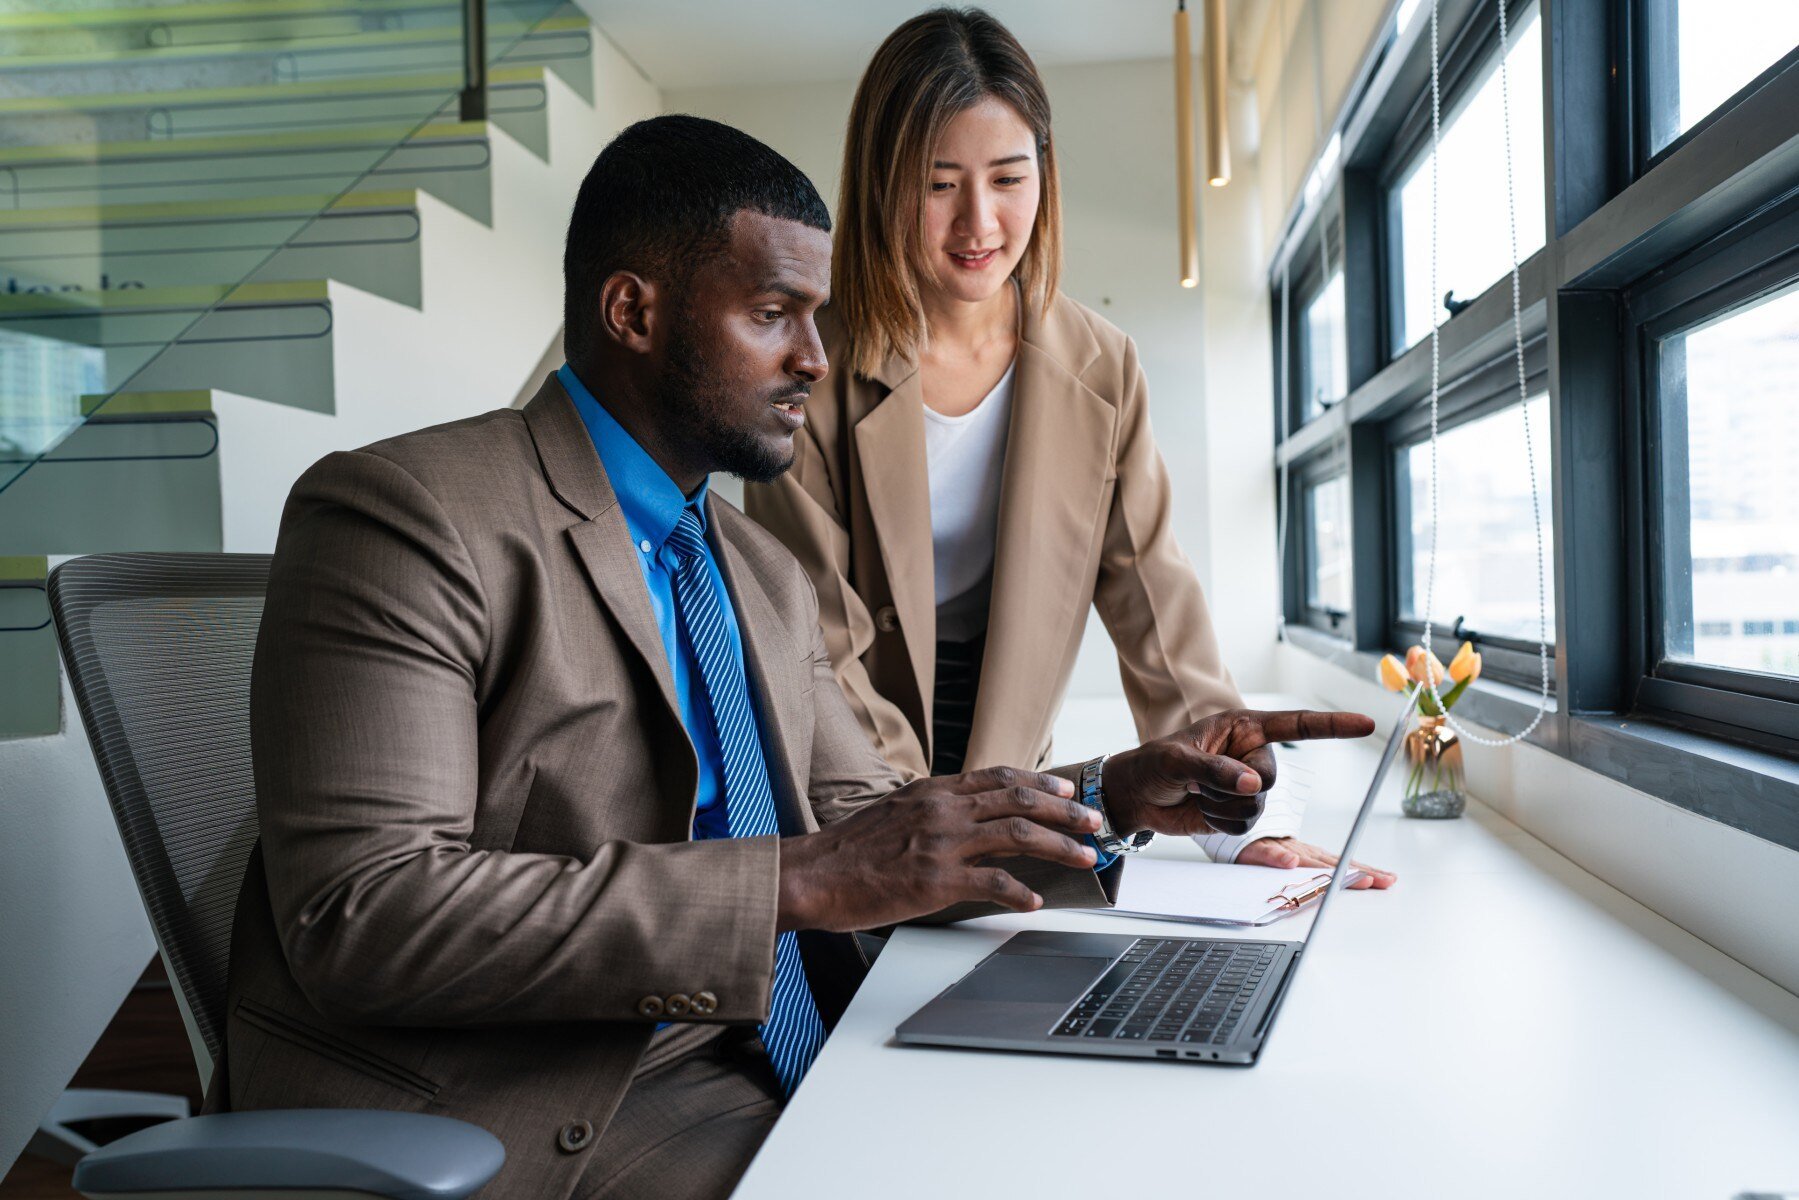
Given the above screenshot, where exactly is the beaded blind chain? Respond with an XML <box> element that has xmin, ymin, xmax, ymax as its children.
<box><xmin>1419</xmin><ymin>0</ymin><xmax>1551</xmax><ymax>747</ymax></box>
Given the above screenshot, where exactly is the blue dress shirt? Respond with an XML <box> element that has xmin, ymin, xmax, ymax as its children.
<box><xmin>561</xmin><ymin>363</ymin><xmax>739</xmax><ymax>841</ymax></box>
<box><xmin>560</xmin><ymin>364</ymin><xmax>1113</xmax><ymax>873</ymax></box>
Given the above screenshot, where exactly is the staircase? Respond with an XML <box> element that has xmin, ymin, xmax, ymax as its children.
<box><xmin>0</xmin><ymin>0</ymin><xmax>659</xmax><ymax>1170</ymax></box>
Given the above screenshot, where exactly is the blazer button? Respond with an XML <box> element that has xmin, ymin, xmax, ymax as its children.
<box><xmin>691</xmin><ymin>991</ymin><xmax>718</xmax><ymax>1016</ymax></box>
<box><xmin>874</xmin><ymin>605</ymin><xmax>900</xmax><ymax>633</ymax></box>
<box><xmin>665</xmin><ymin>993</ymin><xmax>691</xmax><ymax>1017</ymax></box>
<box><xmin>636</xmin><ymin>995</ymin><xmax>665</xmax><ymax>1018</ymax></box>
<box><xmin>557</xmin><ymin>1119</ymin><xmax>594</xmax><ymax>1153</ymax></box>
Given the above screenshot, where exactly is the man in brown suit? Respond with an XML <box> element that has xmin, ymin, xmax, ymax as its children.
<box><xmin>226</xmin><ymin>115</ymin><xmax>1373</xmax><ymax>1199</ymax></box>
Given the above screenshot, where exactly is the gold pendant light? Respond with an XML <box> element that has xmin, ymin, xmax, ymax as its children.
<box><xmin>1174</xmin><ymin>1</ymin><xmax>1199</xmax><ymax>287</ymax></box>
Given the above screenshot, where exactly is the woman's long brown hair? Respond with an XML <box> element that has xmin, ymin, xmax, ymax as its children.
<box><xmin>834</xmin><ymin>7</ymin><xmax>1062</xmax><ymax>378</ymax></box>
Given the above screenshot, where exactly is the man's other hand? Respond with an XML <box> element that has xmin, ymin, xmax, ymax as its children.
<box><xmin>777</xmin><ymin>767</ymin><xmax>1102</xmax><ymax>932</ymax></box>
<box><xmin>1233</xmin><ymin>836</ymin><xmax>1396</xmax><ymax>888</ymax></box>
<box><xmin>1101</xmin><ymin>709</ymin><xmax>1377</xmax><ymax>838</ymax></box>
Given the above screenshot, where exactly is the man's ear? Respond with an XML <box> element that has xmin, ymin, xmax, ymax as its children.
<box><xmin>597</xmin><ymin>270</ymin><xmax>659</xmax><ymax>355</ymax></box>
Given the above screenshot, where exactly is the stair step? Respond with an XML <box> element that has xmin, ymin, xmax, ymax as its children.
<box><xmin>0</xmin><ymin>64</ymin><xmax>552</xmax><ymax>161</ymax></box>
<box><xmin>0</xmin><ymin>0</ymin><xmax>554</xmax><ymax>58</ymax></box>
<box><xmin>0</xmin><ymin>391</ymin><xmax>221</xmax><ymax>559</ymax></box>
<box><xmin>0</xmin><ymin>280</ymin><xmax>337</xmax><ymax>414</ymax></box>
<box><xmin>0</xmin><ymin>12</ymin><xmax>592</xmax><ymax>103</ymax></box>
<box><xmin>0</xmin><ymin>555</ymin><xmax>56</xmax><ymax>736</ymax></box>
<box><xmin>0</xmin><ymin>120</ymin><xmax>494</xmax><ymax>224</ymax></box>
<box><xmin>0</xmin><ymin>189</ymin><xmax>426</xmax><ymax>308</ymax></box>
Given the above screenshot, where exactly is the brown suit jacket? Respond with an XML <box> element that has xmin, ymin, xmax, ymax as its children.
<box><xmin>744</xmin><ymin>294</ymin><xmax>1243</xmax><ymax>782</ymax></box>
<box><xmin>220</xmin><ymin>377</ymin><xmax>1106</xmax><ymax>1198</ymax></box>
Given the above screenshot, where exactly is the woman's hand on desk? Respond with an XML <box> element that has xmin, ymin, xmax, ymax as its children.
<box><xmin>1101</xmin><ymin>709</ymin><xmax>1377</xmax><ymax>840</ymax></box>
<box><xmin>1234</xmin><ymin>837</ymin><xmax>1397</xmax><ymax>888</ymax></box>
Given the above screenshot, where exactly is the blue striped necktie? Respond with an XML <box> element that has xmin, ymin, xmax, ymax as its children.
<box><xmin>665</xmin><ymin>506</ymin><xmax>824</xmax><ymax>1096</ymax></box>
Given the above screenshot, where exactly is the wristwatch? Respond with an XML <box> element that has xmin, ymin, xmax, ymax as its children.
<box><xmin>1079</xmin><ymin>754</ymin><xmax>1154</xmax><ymax>856</ymax></box>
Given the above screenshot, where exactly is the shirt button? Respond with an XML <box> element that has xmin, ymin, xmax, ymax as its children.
<box><xmin>874</xmin><ymin>605</ymin><xmax>900</xmax><ymax>633</ymax></box>
<box><xmin>557</xmin><ymin>1120</ymin><xmax>594</xmax><ymax>1153</ymax></box>
<box><xmin>639</xmin><ymin>539</ymin><xmax>653</xmax><ymax>554</ymax></box>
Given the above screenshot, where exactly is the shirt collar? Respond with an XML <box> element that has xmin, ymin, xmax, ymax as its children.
<box><xmin>560</xmin><ymin>363</ymin><xmax>710</xmax><ymax>551</ymax></box>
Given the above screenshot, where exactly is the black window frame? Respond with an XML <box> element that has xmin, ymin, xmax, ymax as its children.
<box><xmin>1378</xmin><ymin>0</ymin><xmax>1544</xmax><ymax>360</ymax></box>
<box><xmin>1624</xmin><ymin>193</ymin><xmax>1799</xmax><ymax>753</ymax></box>
<box><xmin>1288</xmin><ymin>444</ymin><xmax>1353</xmax><ymax>638</ymax></box>
<box><xmin>1384</xmin><ymin>339</ymin><xmax>1554</xmax><ymax>689</ymax></box>
<box><xmin>1630</xmin><ymin>0</ymin><xmax>1799</xmax><ymax>176</ymax></box>
<box><xmin>1277</xmin><ymin>203</ymin><xmax>1350</xmax><ymax>434</ymax></box>
<box><xmin>1268</xmin><ymin>0</ymin><xmax>1799</xmax><ymax>850</ymax></box>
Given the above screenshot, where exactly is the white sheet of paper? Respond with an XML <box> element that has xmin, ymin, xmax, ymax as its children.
<box><xmin>1100</xmin><ymin>859</ymin><xmax>1365</xmax><ymax>926</ymax></box>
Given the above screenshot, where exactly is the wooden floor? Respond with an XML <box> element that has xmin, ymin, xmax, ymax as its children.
<box><xmin>0</xmin><ymin>960</ymin><xmax>202</xmax><ymax>1199</ymax></box>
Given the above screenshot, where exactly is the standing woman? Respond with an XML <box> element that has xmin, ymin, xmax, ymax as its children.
<box><xmin>746</xmin><ymin>7</ymin><xmax>1390</xmax><ymax>878</ymax></box>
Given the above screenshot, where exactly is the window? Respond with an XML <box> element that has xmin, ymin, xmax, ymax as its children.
<box><xmin>1657</xmin><ymin>281</ymin><xmax>1799</xmax><ymax>682</ymax></box>
<box><xmin>1390</xmin><ymin>4</ymin><xmax>1545</xmax><ymax>352</ymax></box>
<box><xmin>1270</xmin><ymin>0</ymin><xmax>1799</xmax><ymax>839</ymax></box>
<box><xmin>1395</xmin><ymin>393</ymin><xmax>1554</xmax><ymax>650</ymax></box>
<box><xmin>1641</xmin><ymin>0</ymin><xmax>1799</xmax><ymax>159</ymax></box>
<box><xmin>1305</xmin><ymin>472</ymin><xmax>1351</xmax><ymax>616</ymax></box>
<box><xmin>1300</xmin><ymin>268</ymin><xmax>1348</xmax><ymax>421</ymax></box>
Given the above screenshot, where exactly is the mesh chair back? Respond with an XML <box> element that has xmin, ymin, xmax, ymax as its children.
<box><xmin>49</xmin><ymin>552</ymin><xmax>271</xmax><ymax>1069</ymax></box>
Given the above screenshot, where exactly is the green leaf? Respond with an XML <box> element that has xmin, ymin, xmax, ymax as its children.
<box><xmin>1440</xmin><ymin>675</ymin><xmax>1474</xmax><ymax>710</ymax></box>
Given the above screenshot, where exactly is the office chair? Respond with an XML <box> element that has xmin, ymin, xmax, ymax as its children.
<box><xmin>49</xmin><ymin>552</ymin><xmax>504</xmax><ymax>1200</ymax></box>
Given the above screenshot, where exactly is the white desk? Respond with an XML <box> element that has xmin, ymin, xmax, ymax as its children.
<box><xmin>736</xmin><ymin>699</ymin><xmax>1799</xmax><ymax>1199</ymax></box>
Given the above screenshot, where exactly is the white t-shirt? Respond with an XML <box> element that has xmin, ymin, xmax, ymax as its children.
<box><xmin>923</xmin><ymin>360</ymin><xmax>1016</xmax><ymax>644</ymax></box>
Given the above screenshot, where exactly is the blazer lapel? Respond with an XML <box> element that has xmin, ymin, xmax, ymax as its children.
<box><xmin>963</xmin><ymin>304</ymin><xmax>1116</xmax><ymax>770</ymax></box>
<box><xmin>522</xmin><ymin>377</ymin><xmax>681</xmax><ymax>725</ymax></box>
<box><xmin>852</xmin><ymin>366</ymin><xmax>938</xmax><ymax>738</ymax></box>
<box><xmin>709</xmin><ymin>501</ymin><xmax>817</xmax><ymax>836</ymax></box>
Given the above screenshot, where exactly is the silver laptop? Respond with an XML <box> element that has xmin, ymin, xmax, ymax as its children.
<box><xmin>895</xmin><ymin>695</ymin><xmax>1412</xmax><ymax>1066</ymax></box>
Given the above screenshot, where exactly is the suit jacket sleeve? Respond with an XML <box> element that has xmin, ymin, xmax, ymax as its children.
<box><xmin>745</xmin><ymin>425</ymin><xmax>931</xmax><ymax>782</ymax></box>
<box><xmin>1091</xmin><ymin>336</ymin><xmax>1245</xmax><ymax>742</ymax></box>
<box><xmin>251</xmin><ymin>449</ymin><xmax>780</xmax><ymax>1028</ymax></box>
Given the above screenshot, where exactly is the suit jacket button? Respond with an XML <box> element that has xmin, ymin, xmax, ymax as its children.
<box><xmin>874</xmin><ymin>605</ymin><xmax>900</xmax><ymax>633</ymax></box>
<box><xmin>665</xmin><ymin>993</ymin><xmax>691</xmax><ymax>1017</ymax></box>
<box><xmin>636</xmin><ymin>995</ymin><xmax>665</xmax><ymax>1018</ymax></box>
<box><xmin>691</xmin><ymin>991</ymin><xmax>718</xmax><ymax>1016</ymax></box>
<box><xmin>557</xmin><ymin>1120</ymin><xmax>594</xmax><ymax>1153</ymax></box>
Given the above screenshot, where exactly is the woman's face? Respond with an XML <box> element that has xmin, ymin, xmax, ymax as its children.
<box><xmin>921</xmin><ymin>96</ymin><xmax>1042</xmax><ymax>308</ymax></box>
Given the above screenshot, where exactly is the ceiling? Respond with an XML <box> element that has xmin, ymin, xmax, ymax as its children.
<box><xmin>573</xmin><ymin>0</ymin><xmax>1214</xmax><ymax>91</ymax></box>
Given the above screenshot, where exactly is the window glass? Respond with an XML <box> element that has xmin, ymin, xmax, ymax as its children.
<box><xmin>1301</xmin><ymin>269</ymin><xmax>1348</xmax><ymax>421</ymax></box>
<box><xmin>1648</xmin><ymin>1</ymin><xmax>1799</xmax><ymax>155</ymax></box>
<box><xmin>1305</xmin><ymin>473</ymin><xmax>1351</xmax><ymax>613</ymax></box>
<box><xmin>1398</xmin><ymin>393</ymin><xmax>1554</xmax><ymax>641</ymax></box>
<box><xmin>1393</xmin><ymin>5</ymin><xmax>1545</xmax><ymax>352</ymax></box>
<box><xmin>1662</xmin><ymin>283</ymin><xmax>1799</xmax><ymax>679</ymax></box>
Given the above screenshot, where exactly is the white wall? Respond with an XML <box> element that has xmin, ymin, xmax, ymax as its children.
<box><xmin>670</xmin><ymin>56</ymin><xmax>1278</xmax><ymax>698</ymax></box>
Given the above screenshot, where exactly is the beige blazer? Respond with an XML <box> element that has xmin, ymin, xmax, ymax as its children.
<box><xmin>744</xmin><ymin>294</ymin><xmax>1242</xmax><ymax>782</ymax></box>
<box><xmin>220</xmin><ymin>377</ymin><xmax>1107</xmax><ymax>1199</ymax></box>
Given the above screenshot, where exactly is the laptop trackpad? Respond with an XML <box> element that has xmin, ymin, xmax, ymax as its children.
<box><xmin>945</xmin><ymin>954</ymin><xmax>1112</xmax><ymax>1004</ymax></box>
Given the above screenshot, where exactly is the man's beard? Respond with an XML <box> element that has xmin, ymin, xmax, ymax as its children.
<box><xmin>655</xmin><ymin>307</ymin><xmax>798</xmax><ymax>485</ymax></box>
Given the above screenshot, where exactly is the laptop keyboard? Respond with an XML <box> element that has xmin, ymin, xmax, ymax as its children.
<box><xmin>1050</xmin><ymin>938</ymin><xmax>1284</xmax><ymax>1046</ymax></box>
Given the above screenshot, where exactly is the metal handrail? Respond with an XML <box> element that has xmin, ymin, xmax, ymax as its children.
<box><xmin>460</xmin><ymin>0</ymin><xmax>488</xmax><ymax>121</ymax></box>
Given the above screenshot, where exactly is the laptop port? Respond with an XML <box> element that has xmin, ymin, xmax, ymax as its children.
<box><xmin>1155</xmin><ymin>1049</ymin><xmax>1176</xmax><ymax>1059</ymax></box>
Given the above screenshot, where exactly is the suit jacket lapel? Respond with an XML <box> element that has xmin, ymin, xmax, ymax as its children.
<box><xmin>522</xmin><ymin>377</ymin><xmax>682</xmax><ymax>725</ymax></box>
<box><xmin>963</xmin><ymin>304</ymin><xmax>1116</xmax><ymax>770</ymax></box>
<box><xmin>852</xmin><ymin>366</ymin><xmax>938</xmax><ymax>740</ymax></box>
<box><xmin>709</xmin><ymin>501</ymin><xmax>817</xmax><ymax>837</ymax></box>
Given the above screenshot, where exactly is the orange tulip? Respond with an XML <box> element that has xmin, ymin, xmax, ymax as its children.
<box><xmin>1448</xmin><ymin>641</ymin><xmax>1483</xmax><ymax>684</ymax></box>
<box><xmin>1378</xmin><ymin>654</ymin><xmax>1409</xmax><ymax>691</ymax></box>
<box><xmin>1405</xmin><ymin>645</ymin><xmax>1446</xmax><ymax>686</ymax></box>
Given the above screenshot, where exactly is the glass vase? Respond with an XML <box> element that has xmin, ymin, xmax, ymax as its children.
<box><xmin>1401</xmin><ymin>714</ymin><xmax>1466</xmax><ymax>818</ymax></box>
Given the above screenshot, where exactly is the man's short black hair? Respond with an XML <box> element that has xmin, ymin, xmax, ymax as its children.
<box><xmin>562</xmin><ymin>114</ymin><xmax>831</xmax><ymax>367</ymax></box>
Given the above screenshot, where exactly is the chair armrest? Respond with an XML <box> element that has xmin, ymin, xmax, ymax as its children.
<box><xmin>71</xmin><ymin>1109</ymin><xmax>505</xmax><ymax>1200</ymax></box>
